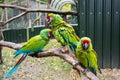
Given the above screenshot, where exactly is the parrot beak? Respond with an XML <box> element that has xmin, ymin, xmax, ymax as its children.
<box><xmin>82</xmin><ymin>42</ymin><xmax>89</xmax><ymax>50</ymax></box>
<box><xmin>48</xmin><ymin>33</ymin><xmax>54</xmax><ymax>39</ymax></box>
<box><xmin>45</xmin><ymin>16</ymin><xmax>53</xmax><ymax>27</ymax></box>
<box><xmin>45</xmin><ymin>19</ymin><xmax>50</xmax><ymax>27</ymax></box>
<box><xmin>48</xmin><ymin>30</ymin><xmax>54</xmax><ymax>38</ymax></box>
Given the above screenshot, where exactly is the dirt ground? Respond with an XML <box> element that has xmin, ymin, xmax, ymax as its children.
<box><xmin>1</xmin><ymin>57</ymin><xmax>120</xmax><ymax>80</ymax></box>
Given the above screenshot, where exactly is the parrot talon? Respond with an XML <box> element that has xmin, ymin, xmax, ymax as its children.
<box><xmin>29</xmin><ymin>53</ymin><xmax>38</xmax><ymax>57</ymax></box>
<box><xmin>72</xmin><ymin>62</ymin><xmax>81</xmax><ymax>76</ymax></box>
<box><xmin>83</xmin><ymin>69</ymin><xmax>89</xmax><ymax>74</ymax></box>
<box><xmin>61</xmin><ymin>46</ymin><xmax>69</xmax><ymax>53</ymax></box>
<box><xmin>73</xmin><ymin>62</ymin><xmax>80</xmax><ymax>69</ymax></box>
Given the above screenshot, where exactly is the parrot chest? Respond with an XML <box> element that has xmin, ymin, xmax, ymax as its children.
<box><xmin>77</xmin><ymin>51</ymin><xmax>97</xmax><ymax>68</ymax></box>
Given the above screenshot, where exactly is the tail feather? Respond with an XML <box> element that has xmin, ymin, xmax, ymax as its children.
<box><xmin>90</xmin><ymin>67</ymin><xmax>102</xmax><ymax>75</ymax></box>
<box><xmin>69</xmin><ymin>42</ymin><xmax>77</xmax><ymax>53</ymax></box>
<box><xmin>14</xmin><ymin>50</ymin><xmax>22</xmax><ymax>57</ymax></box>
<box><xmin>4</xmin><ymin>53</ymin><xmax>28</xmax><ymax>79</ymax></box>
<box><xmin>98</xmin><ymin>67</ymin><xmax>102</xmax><ymax>74</ymax></box>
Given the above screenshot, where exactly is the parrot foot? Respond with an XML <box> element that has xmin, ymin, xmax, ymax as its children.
<box><xmin>83</xmin><ymin>69</ymin><xmax>89</xmax><ymax>74</ymax></box>
<box><xmin>29</xmin><ymin>52</ymin><xmax>39</xmax><ymax>57</ymax></box>
<box><xmin>61</xmin><ymin>46</ymin><xmax>69</xmax><ymax>53</ymax></box>
<box><xmin>72</xmin><ymin>62</ymin><xmax>81</xmax><ymax>76</ymax></box>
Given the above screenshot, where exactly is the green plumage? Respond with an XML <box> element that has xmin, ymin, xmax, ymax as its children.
<box><xmin>75</xmin><ymin>37</ymin><xmax>101</xmax><ymax>75</ymax></box>
<box><xmin>47</xmin><ymin>13</ymin><xmax>80</xmax><ymax>52</ymax></box>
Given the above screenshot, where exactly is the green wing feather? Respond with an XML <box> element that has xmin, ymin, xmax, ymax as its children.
<box><xmin>54</xmin><ymin>27</ymin><xmax>79</xmax><ymax>52</ymax></box>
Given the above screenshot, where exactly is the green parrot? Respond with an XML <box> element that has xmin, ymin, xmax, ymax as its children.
<box><xmin>4</xmin><ymin>29</ymin><xmax>53</xmax><ymax>78</ymax></box>
<box><xmin>46</xmin><ymin>13</ymin><xmax>80</xmax><ymax>53</ymax></box>
<box><xmin>75</xmin><ymin>37</ymin><xmax>101</xmax><ymax>75</ymax></box>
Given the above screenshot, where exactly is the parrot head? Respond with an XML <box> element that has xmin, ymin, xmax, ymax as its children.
<box><xmin>47</xmin><ymin>29</ymin><xmax>54</xmax><ymax>38</ymax></box>
<box><xmin>40</xmin><ymin>29</ymin><xmax>53</xmax><ymax>39</ymax></box>
<box><xmin>80</xmin><ymin>37</ymin><xmax>91</xmax><ymax>50</ymax></box>
<box><xmin>45</xmin><ymin>13</ymin><xmax>63</xmax><ymax>27</ymax></box>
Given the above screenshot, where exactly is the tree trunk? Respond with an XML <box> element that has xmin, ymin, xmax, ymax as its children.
<box><xmin>0</xmin><ymin>26</ymin><xmax>4</xmax><ymax>64</ymax></box>
<box><xmin>0</xmin><ymin>46</ymin><xmax>3</xmax><ymax>64</ymax></box>
<box><xmin>0</xmin><ymin>1</ymin><xmax>5</xmax><ymax>63</ymax></box>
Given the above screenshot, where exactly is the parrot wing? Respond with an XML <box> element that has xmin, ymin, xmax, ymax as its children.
<box><xmin>90</xmin><ymin>50</ymin><xmax>102</xmax><ymax>74</ymax></box>
<box><xmin>54</xmin><ymin>27</ymin><xmax>79</xmax><ymax>52</ymax></box>
<box><xmin>14</xmin><ymin>35</ymin><xmax>48</xmax><ymax>56</ymax></box>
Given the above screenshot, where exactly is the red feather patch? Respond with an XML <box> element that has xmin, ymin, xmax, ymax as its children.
<box><xmin>82</xmin><ymin>39</ymin><xmax>90</xmax><ymax>43</ymax></box>
<box><xmin>46</xmin><ymin>16</ymin><xmax>50</xmax><ymax>19</ymax></box>
<box><xmin>50</xmin><ymin>30</ymin><xmax>53</xmax><ymax>33</ymax></box>
<box><xmin>15</xmin><ymin>55</ymin><xmax>27</xmax><ymax>66</ymax></box>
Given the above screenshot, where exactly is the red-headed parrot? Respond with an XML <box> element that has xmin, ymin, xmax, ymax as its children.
<box><xmin>46</xmin><ymin>13</ymin><xmax>80</xmax><ymax>53</ymax></box>
<box><xmin>75</xmin><ymin>37</ymin><xmax>101</xmax><ymax>75</ymax></box>
<box><xmin>4</xmin><ymin>29</ymin><xmax>53</xmax><ymax>78</ymax></box>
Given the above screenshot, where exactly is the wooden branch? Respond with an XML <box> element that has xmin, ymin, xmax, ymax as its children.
<box><xmin>3</xmin><ymin>12</ymin><xmax>27</xmax><ymax>26</ymax></box>
<box><xmin>0</xmin><ymin>40</ymin><xmax>99</xmax><ymax>80</ymax></box>
<box><xmin>0</xmin><ymin>40</ymin><xmax>22</xmax><ymax>50</ymax></box>
<box><xmin>27</xmin><ymin>9</ymin><xmax>77</xmax><ymax>15</ymax></box>
<box><xmin>0</xmin><ymin>4</ymin><xmax>27</xmax><ymax>11</ymax></box>
<box><xmin>0</xmin><ymin>4</ymin><xmax>77</xmax><ymax>27</ymax></box>
<box><xmin>0</xmin><ymin>4</ymin><xmax>77</xmax><ymax>15</ymax></box>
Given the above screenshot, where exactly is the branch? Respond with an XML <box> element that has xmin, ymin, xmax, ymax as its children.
<box><xmin>0</xmin><ymin>40</ymin><xmax>22</xmax><ymax>50</ymax></box>
<box><xmin>0</xmin><ymin>4</ymin><xmax>77</xmax><ymax>27</ymax></box>
<box><xmin>3</xmin><ymin>12</ymin><xmax>27</xmax><ymax>26</ymax></box>
<box><xmin>27</xmin><ymin>9</ymin><xmax>77</xmax><ymax>15</ymax></box>
<box><xmin>0</xmin><ymin>4</ymin><xmax>27</xmax><ymax>11</ymax></box>
<box><xmin>0</xmin><ymin>4</ymin><xmax>77</xmax><ymax>15</ymax></box>
<box><xmin>0</xmin><ymin>40</ymin><xmax>99</xmax><ymax>80</ymax></box>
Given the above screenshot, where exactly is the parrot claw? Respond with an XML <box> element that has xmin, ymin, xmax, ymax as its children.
<box><xmin>83</xmin><ymin>69</ymin><xmax>89</xmax><ymax>74</ymax></box>
<box><xmin>29</xmin><ymin>52</ymin><xmax>39</xmax><ymax>57</ymax></box>
<box><xmin>61</xmin><ymin>46</ymin><xmax>69</xmax><ymax>53</ymax></box>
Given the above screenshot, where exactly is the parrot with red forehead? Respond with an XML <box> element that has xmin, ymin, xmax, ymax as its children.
<box><xmin>4</xmin><ymin>29</ymin><xmax>53</xmax><ymax>79</ymax></box>
<box><xmin>46</xmin><ymin>13</ymin><xmax>80</xmax><ymax>53</ymax></box>
<box><xmin>75</xmin><ymin>37</ymin><xmax>101</xmax><ymax>75</ymax></box>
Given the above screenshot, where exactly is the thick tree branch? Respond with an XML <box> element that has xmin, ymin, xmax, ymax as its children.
<box><xmin>0</xmin><ymin>40</ymin><xmax>99</xmax><ymax>80</ymax></box>
<box><xmin>0</xmin><ymin>40</ymin><xmax>22</xmax><ymax>50</ymax></box>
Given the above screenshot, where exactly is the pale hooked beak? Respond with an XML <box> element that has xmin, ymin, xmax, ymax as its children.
<box><xmin>45</xmin><ymin>17</ymin><xmax>53</xmax><ymax>27</ymax></box>
<box><xmin>45</xmin><ymin>19</ymin><xmax>50</xmax><ymax>27</ymax></box>
<box><xmin>48</xmin><ymin>30</ymin><xmax>54</xmax><ymax>38</ymax></box>
<box><xmin>82</xmin><ymin>42</ymin><xmax>89</xmax><ymax>50</ymax></box>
